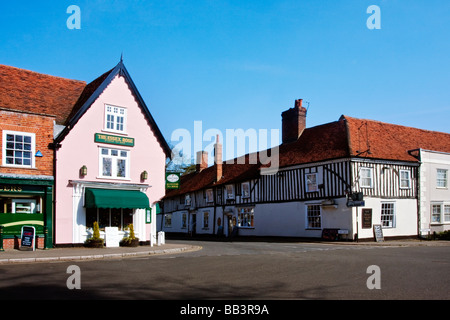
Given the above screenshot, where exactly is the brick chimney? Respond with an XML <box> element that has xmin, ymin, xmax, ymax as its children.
<box><xmin>214</xmin><ymin>134</ymin><xmax>223</xmax><ymax>182</ymax></box>
<box><xmin>282</xmin><ymin>99</ymin><xmax>307</xmax><ymax>144</ymax></box>
<box><xmin>196</xmin><ymin>150</ymin><xmax>208</xmax><ymax>173</ymax></box>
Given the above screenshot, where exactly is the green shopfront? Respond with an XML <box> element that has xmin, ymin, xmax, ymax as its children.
<box><xmin>0</xmin><ymin>177</ymin><xmax>53</xmax><ymax>250</ymax></box>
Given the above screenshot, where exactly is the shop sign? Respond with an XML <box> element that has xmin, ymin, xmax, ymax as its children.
<box><xmin>95</xmin><ymin>133</ymin><xmax>135</xmax><ymax>147</ymax></box>
<box><xmin>20</xmin><ymin>226</ymin><xmax>36</xmax><ymax>251</ymax></box>
<box><xmin>165</xmin><ymin>172</ymin><xmax>181</xmax><ymax>189</ymax></box>
<box><xmin>362</xmin><ymin>209</ymin><xmax>372</xmax><ymax>229</ymax></box>
<box><xmin>0</xmin><ymin>185</ymin><xmax>23</xmax><ymax>192</ymax></box>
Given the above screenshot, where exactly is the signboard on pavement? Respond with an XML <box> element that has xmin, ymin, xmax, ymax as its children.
<box><xmin>20</xmin><ymin>226</ymin><xmax>36</xmax><ymax>251</ymax></box>
<box><xmin>373</xmin><ymin>224</ymin><xmax>384</xmax><ymax>242</ymax></box>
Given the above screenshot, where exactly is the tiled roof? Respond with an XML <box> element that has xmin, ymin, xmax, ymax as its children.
<box><xmin>165</xmin><ymin>115</ymin><xmax>450</xmax><ymax>198</ymax></box>
<box><xmin>343</xmin><ymin>115</ymin><xmax>450</xmax><ymax>162</ymax></box>
<box><xmin>277</xmin><ymin>119</ymin><xmax>350</xmax><ymax>168</ymax></box>
<box><xmin>166</xmin><ymin>157</ymin><xmax>260</xmax><ymax>198</ymax></box>
<box><xmin>0</xmin><ymin>64</ymin><xmax>86</xmax><ymax>124</ymax></box>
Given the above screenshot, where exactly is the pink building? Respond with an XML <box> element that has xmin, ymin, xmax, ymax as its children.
<box><xmin>54</xmin><ymin>60</ymin><xmax>170</xmax><ymax>246</ymax></box>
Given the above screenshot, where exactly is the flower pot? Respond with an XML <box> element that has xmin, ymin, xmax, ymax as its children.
<box><xmin>120</xmin><ymin>238</ymin><xmax>140</xmax><ymax>247</ymax></box>
<box><xmin>84</xmin><ymin>238</ymin><xmax>104</xmax><ymax>248</ymax></box>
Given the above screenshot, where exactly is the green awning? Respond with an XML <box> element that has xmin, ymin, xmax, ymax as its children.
<box><xmin>85</xmin><ymin>188</ymin><xmax>149</xmax><ymax>209</ymax></box>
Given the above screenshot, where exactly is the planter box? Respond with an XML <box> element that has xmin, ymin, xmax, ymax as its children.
<box><xmin>120</xmin><ymin>238</ymin><xmax>139</xmax><ymax>247</ymax></box>
<box><xmin>84</xmin><ymin>239</ymin><xmax>104</xmax><ymax>248</ymax></box>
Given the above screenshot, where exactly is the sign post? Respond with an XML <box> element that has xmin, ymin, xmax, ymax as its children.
<box><xmin>346</xmin><ymin>192</ymin><xmax>365</xmax><ymax>242</ymax></box>
<box><xmin>20</xmin><ymin>226</ymin><xmax>36</xmax><ymax>251</ymax></box>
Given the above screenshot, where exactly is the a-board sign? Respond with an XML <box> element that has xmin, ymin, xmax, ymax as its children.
<box><xmin>373</xmin><ymin>224</ymin><xmax>384</xmax><ymax>242</ymax></box>
<box><xmin>20</xmin><ymin>226</ymin><xmax>36</xmax><ymax>251</ymax></box>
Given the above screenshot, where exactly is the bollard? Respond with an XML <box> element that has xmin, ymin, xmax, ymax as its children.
<box><xmin>44</xmin><ymin>226</ymin><xmax>49</xmax><ymax>250</ymax></box>
<box><xmin>0</xmin><ymin>225</ymin><xmax>4</xmax><ymax>252</ymax></box>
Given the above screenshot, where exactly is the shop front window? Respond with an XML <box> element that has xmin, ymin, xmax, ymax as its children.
<box><xmin>238</xmin><ymin>207</ymin><xmax>254</xmax><ymax>228</ymax></box>
<box><xmin>86</xmin><ymin>208</ymin><xmax>134</xmax><ymax>231</ymax></box>
<box><xmin>0</xmin><ymin>197</ymin><xmax>42</xmax><ymax>214</ymax></box>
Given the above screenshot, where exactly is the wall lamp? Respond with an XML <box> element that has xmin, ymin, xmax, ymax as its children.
<box><xmin>141</xmin><ymin>170</ymin><xmax>148</xmax><ymax>180</ymax></box>
<box><xmin>80</xmin><ymin>165</ymin><xmax>87</xmax><ymax>177</ymax></box>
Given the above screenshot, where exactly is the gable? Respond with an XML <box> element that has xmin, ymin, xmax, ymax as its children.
<box><xmin>55</xmin><ymin>61</ymin><xmax>171</xmax><ymax>158</ymax></box>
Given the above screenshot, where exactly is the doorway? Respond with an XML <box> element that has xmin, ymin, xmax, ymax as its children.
<box><xmin>190</xmin><ymin>213</ymin><xmax>197</xmax><ymax>236</ymax></box>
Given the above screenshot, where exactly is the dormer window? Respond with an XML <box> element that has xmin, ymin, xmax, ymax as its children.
<box><xmin>104</xmin><ymin>105</ymin><xmax>127</xmax><ymax>134</ymax></box>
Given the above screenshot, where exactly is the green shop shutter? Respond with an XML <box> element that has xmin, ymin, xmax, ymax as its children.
<box><xmin>85</xmin><ymin>188</ymin><xmax>150</xmax><ymax>209</ymax></box>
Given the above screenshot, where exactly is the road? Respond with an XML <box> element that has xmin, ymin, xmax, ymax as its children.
<box><xmin>0</xmin><ymin>240</ymin><xmax>449</xmax><ymax>301</ymax></box>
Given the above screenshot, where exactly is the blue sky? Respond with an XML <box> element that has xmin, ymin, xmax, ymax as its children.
<box><xmin>1</xmin><ymin>1</ymin><xmax>449</xmax><ymax>161</ymax></box>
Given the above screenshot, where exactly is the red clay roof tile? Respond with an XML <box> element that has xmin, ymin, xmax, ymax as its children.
<box><xmin>0</xmin><ymin>64</ymin><xmax>86</xmax><ymax>125</ymax></box>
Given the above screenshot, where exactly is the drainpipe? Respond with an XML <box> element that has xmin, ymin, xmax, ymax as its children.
<box><xmin>407</xmin><ymin>149</ymin><xmax>423</xmax><ymax>238</ymax></box>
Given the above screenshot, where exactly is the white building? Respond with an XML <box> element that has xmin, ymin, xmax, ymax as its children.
<box><xmin>159</xmin><ymin>99</ymin><xmax>450</xmax><ymax>241</ymax></box>
<box><xmin>415</xmin><ymin>149</ymin><xmax>450</xmax><ymax>236</ymax></box>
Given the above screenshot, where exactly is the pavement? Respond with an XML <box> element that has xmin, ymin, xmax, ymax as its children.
<box><xmin>0</xmin><ymin>242</ymin><xmax>202</xmax><ymax>265</ymax></box>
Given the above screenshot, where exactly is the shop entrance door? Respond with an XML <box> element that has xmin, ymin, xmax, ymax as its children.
<box><xmin>190</xmin><ymin>213</ymin><xmax>197</xmax><ymax>236</ymax></box>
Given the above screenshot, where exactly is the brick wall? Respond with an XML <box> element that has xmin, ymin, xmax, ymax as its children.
<box><xmin>2</xmin><ymin>237</ymin><xmax>45</xmax><ymax>250</ymax></box>
<box><xmin>0</xmin><ymin>110</ymin><xmax>55</xmax><ymax>176</ymax></box>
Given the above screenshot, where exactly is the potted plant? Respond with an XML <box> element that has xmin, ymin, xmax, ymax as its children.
<box><xmin>84</xmin><ymin>221</ymin><xmax>104</xmax><ymax>248</ymax></box>
<box><xmin>120</xmin><ymin>223</ymin><xmax>140</xmax><ymax>247</ymax></box>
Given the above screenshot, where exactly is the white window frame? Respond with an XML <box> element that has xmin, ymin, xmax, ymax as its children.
<box><xmin>2</xmin><ymin>130</ymin><xmax>36</xmax><ymax>168</ymax></box>
<box><xmin>444</xmin><ymin>205</ymin><xmax>450</xmax><ymax>223</ymax></box>
<box><xmin>11</xmin><ymin>199</ymin><xmax>37</xmax><ymax>214</ymax></box>
<box><xmin>205</xmin><ymin>189</ymin><xmax>214</xmax><ymax>203</ymax></box>
<box><xmin>436</xmin><ymin>169</ymin><xmax>448</xmax><ymax>188</ymax></box>
<box><xmin>104</xmin><ymin>104</ymin><xmax>127</xmax><ymax>134</ymax></box>
<box><xmin>203</xmin><ymin>211</ymin><xmax>209</xmax><ymax>229</ymax></box>
<box><xmin>399</xmin><ymin>169</ymin><xmax>411</xmax><ymax>189</ymax></box>
<box><xmin>241</xmin><ymin>182</ymin><xmax>250</xmax><ymax>198</ymax></box>
<box><xmin>181</xmin><ymin>212</ymin><xmax>187</xmax><ymax>229</ymax></box>
<box><xmin>381</xmin><ymin>202</ymin><xmax>396</xmax><ymax>228</ymax></box>
<box><xmin>164</xmin><ymin>214</ymin><xmax>172</xmax><ymax>228</ymax></box>
<box><xmin>185</xmin><ymin>194</ymin><xmax>191</xmax><ymax>206</ymax></box>
<box><xmin>431</xmin><ymin>203</ymin><xmax>442</xmax><ymax>223</ymax></box>
<box><xmin>98</xmin><ymin>147</ymin><xmax>130</xmax><ymax>180</ymax></box>
<box><xmin>305</xmin><ymin>173</ymin><xmax>318</xmax><ymax>192</ymax></box>
<box><xmin>431</xmin><ymin>203</ymin><xmax>450</xmax><ymax>224</ymax></box>
<box><xmin>359</xmin><ymin>167</ymin><xmax>373</xmax><ymax>188</ymax></box>
<box><xmin>238</xmin><ymin>207</ymin><xmax>255</xmax><ymax>228</ymax></box>
<box><xmin>306</xmin><ymin>204</ymin><xmax>322</xmax><ymax>229</ymax></box>
<box><xmin>225</xmin><ymin>184</ymin><xmax>235</xmax><ymax>200</ymax></box>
